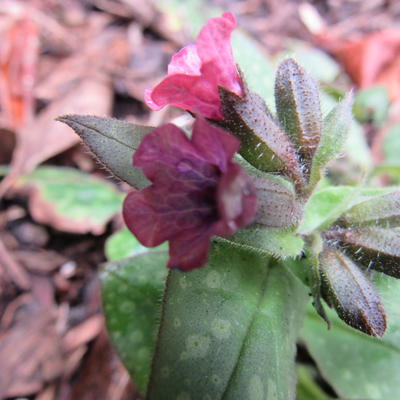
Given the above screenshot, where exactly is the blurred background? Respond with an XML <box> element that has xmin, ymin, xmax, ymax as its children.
<box><xmin>0</xmin><ymin>0</ymin><xmax>399</xmax><ymax>399</ymax></box>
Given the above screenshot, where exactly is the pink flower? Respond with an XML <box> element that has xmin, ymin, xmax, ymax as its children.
<box><xmin>123</xmin><ymin>118</ymin><xmax>256</xmax><ymax>271</ymax></box>
<box><xmin>145</xmin><ymin>13</ymin><xmax>243</xmax><ymax>120</ymax></box>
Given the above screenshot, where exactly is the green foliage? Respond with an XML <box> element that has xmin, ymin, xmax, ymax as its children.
<box><xmin>353</xmin><ymin>86</ymin><xmax>389</xmax><ymax>126</ymax></box>
<box><xmin>18</xmin><ymin>166</ymin><xmax>123</xmax><ymax>233</ymax></box>
<box><xmin>301</xmin><ymin>274</ymin><xmax>400</xmax><ymax>400</ymax></box>
<box><xmin>147</xmin><ymin>241</ymin><xmax>308</xmax><ymax>400</ymax></box>
<box><xmin>308</xmin><ymin>94</ymin><xmax>354</xmax><ymax>191</ymax></box>
<box><xmin>232</xmin><ymin>31</ymin><xmax>275</xmax><ymax>108</ymax></box>
<box><xmin>383</xmin><ymin>125</ymin><xmax>400</xmax><ymax>164</ymax></box>
<box><xmin>226</xmin><ymin>226</ymin><xmax>304</xmax><ymax>259</ymax></box>
<box><xmin>298</xmin><ymin>186</ymin><xmax>357</xmax><ymax>234</ymax></box>
<box><xmin>291</xmin><ymin>46</ymin><xmax>340</xmax><ymax>84</ymax></box>
<box><xmin>57</xmin><ymin>115</ymin><xmax>151</xmax><ymax>189</ymax></box>
<box><xmin>101</xmin><ymin>251</ymin><xmax>168</xmax><ymax>393</ymax></box>
<box><xmin>296</xmin><ymin>365</ymin><xmax>335</xmax><ymax>400</ymax></box>
<box><xmin>106</xmin><ymin>227</ymin><xmax>168</xmax><ymax>261</ymax></box>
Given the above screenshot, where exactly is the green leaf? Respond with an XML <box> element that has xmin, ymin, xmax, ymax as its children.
<box><xmin>301</xmin><ymin>274</ymin><xmax>400</xmax><ymax>400</ymax></box>
<box><xmin>291</xmin><ymin>46</ymin><xmax>340</xmax><ymax>84</ymax></box>
<box><xmin>308</xmin><ymin>93</ymin><xmax>354</xmax><ymax>192</ymax></box>
<box><xmin>383</xmin><ymin>124</ymin><xmax>400</xmax><ymax>165</ymax></box>
<box><xmin>296</xmin><ymin>365</ymin><xmax>335</xmax><ymax>400</ymax></box>
<box><xmin>17</xmin><ymin>166</ymin><xmax>123</xmax><ymax>234</ymax></box>
<box><xmin>225</xmin><ymin>226</ymin><xmax>304</xmax><ymax>259</ymax></box>
<box><xmin>147</xmin><ymin>241</ymin><xmax>308</xmax><ymax>399</ymax></box>
<box><xmin>232</xmin><ymin>31</ymin><xmax>275</xmax><ymax>108</ymax></box>
<box><xmin>101</xmin><ymin>251</ymin><xmax>168</xmax><ymax>393</ymax></box>
<box><xmin>57</xmin><ymin>115</ymin><xmax>152</xmax><ymax>189</ymax></box>
<box><xmin>275</xmin><ymin>58</ymin><xmax>322</xmax><ymax>169</ymax></box>
<box><xmin>105</xmin><ymin>227</ymin><xmax>168</xmax><ymax>261</ymax></box>
<box><xmin>353</xmin><ymin>86</ymin><xmax>389</xmax><ymax>126</ymax></box>
<box><xmin>298</xmin><ymin>186</ymin><xmax>358</xmax><ymax>234</ymax></box>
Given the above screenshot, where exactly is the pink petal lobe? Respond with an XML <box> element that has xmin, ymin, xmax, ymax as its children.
<box><xmin>196</xmin><ymin>12</ymin><xmax>242</xmax><ymax>96</ymax></box>
<box><xmin>168</xmin><ymin>44</ymin><xmax>201</xmax><ymax>75</ymax></box>
<box><xmin>145</xmin><ymin>74</ymin><xmax>223</xmax><ymax>120</ymax></box>
<box><xmin>144</xmin><ymin>88</ymin><xmax>163</xmax><ymax>111</ymax></box>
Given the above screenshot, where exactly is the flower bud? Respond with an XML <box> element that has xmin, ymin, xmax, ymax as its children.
<box><xmin>319</xmin><ymin>248</ymin><xmax>386</xmax><ymax>337</ymax></box>
<box><xmin>220</xmin><ymin>86</ymin><xmax>306</xmax><ymax>192</ymax></box>
<box><xmin>275</xmin><ymin>58</ymin><xmax>322</xmax><ymax>174</ymax></box>
<box><xmin>343</xmin><ymin>191</ymin><xmax>400</xmax><ymax>227</ymax></box>
<box><xmin>325</xmin><ymin>227</ymin><xmax>400</xmax><ymax>278</ymax></box>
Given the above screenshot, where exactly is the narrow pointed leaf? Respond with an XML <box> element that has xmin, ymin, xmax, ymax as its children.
<box><xmin>101</xmin><ymin>251</ymin><xmax>168</xmax><ymax>393</ymax></box>
<box><xmin>326</xmin><ymin>227</ymin><xmax>400</xmax><ymax>278</ymax></box>
<box><xmin>57</xmin><ymin>115</ymin><xmax>152</xmax><ymax>189</ymax></box>
<box><xmin>147</xmin><ymin>241</ymin><xmax>308</xmax><ymax>399</ymax></box>
<box><xmin>319</xmin><ymin>248</ymin><xmax>386</xmax><ymax>337</ymax></box>
<box><xmin>275</xmin><ymin>58</ymin><xmax>322</xmax><ymax>171</ymax></box>
<box><xmin>308</xmin><ymin>93</ymin><xmax>354</xmax><ymax>191</ymax></box>
<box><xmin>220</xmin><ymin>87</ymin><xmax>306</xmax><ymax>191</ymax></box>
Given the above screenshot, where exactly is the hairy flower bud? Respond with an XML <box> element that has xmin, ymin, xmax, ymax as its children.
<box><xmin>319</xmin><ymin>248</ymin><xmax>386</xmax><ymax>337</ymax></box>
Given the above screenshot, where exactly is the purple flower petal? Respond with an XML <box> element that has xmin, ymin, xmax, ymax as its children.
<box><xmin>123</xmin><ymin>118</ymin><xmax>256</xmax><ymax>270</ymax></box>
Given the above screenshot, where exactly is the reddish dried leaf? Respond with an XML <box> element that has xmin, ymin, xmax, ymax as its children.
<box><xmin>324</xmin><ymin>29</ymin><xmax>400</xmax><ymax>100</ymax></box>
<box><xmin>0</xmin><ymin>17</ymin><xmax>39</xmax><ymax>130</ymax></box>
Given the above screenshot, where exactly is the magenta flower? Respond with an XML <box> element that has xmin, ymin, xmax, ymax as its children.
<box><xmin>144</xmin><ymin>13</ymin><xmax>243</xmax><ymax>121</ymax></box>
<box><xmin>123</xmin><ymin>118</ymin><xmax>256</xmax><ymax>271</ymax></box>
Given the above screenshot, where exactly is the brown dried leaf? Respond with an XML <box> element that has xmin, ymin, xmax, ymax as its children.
<box><xmin>0</xmin><ymin>238</ymin><xmax>30</xmax><ymax>290</ymax></box>
<box><xmin>0</xmin><ymin>76</ymin><xmax>112</xmax><ymax>196</ymax></box>
<box><xmin>62</xmin><ymin>314</ymin><xmax>104</xmax><ymax>352</ymax></box>
<box><xmin>0</xmin><ymin>303</ymin><xmax>64</xmax><ymax>398</ymax></box>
